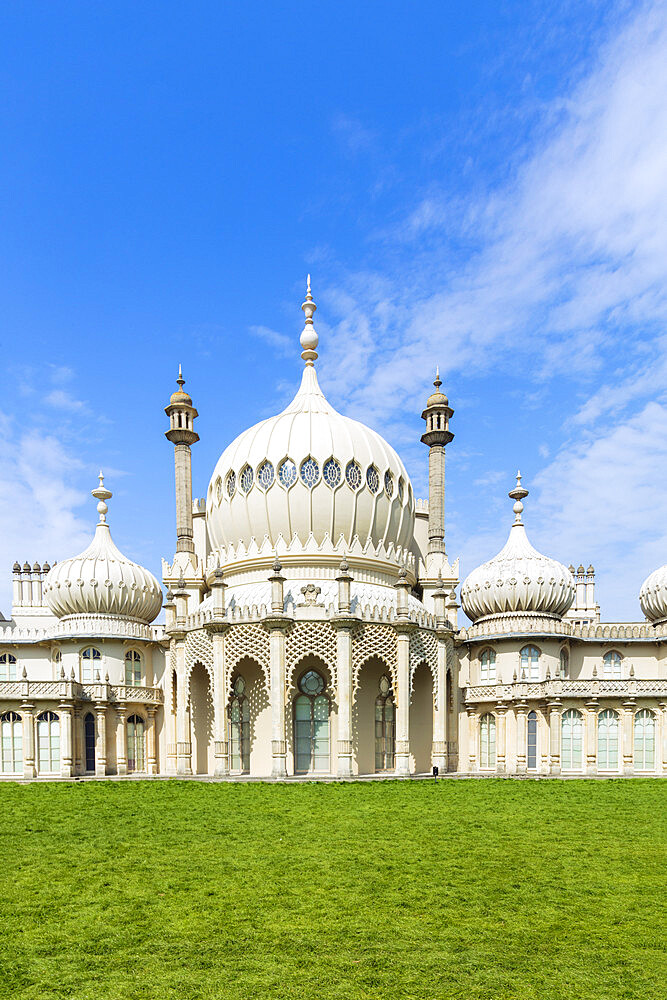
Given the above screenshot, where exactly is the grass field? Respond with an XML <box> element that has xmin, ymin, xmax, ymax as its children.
<box><xmin>0</xmin><ymin>779</ymin><xmax>664</xmax><ymax>1000</ymax></box>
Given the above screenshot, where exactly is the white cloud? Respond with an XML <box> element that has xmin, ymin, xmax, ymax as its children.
<box><xmin>249</xmin><ymin>324</ymin><xmax>294</xmax><ymax>357</ymax></box>
<box><xmin>0</xmin><ymin>416</ymin><xmax>91</xmax><ymax>617</ymax></box>
<box><xmin>44</xmin><ymin>389</ymin><xmax>88</xmax><ymax>411</ymax></box>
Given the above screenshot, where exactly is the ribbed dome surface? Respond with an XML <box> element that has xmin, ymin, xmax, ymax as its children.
<box><xmin>206</xmin><ymin>364</ymin><xmax>415</xmax><ymax>555</ymax></box>
<box><xmin>460</xmin><ymin>477</ymin><xmax>574</xmax><ymax>623</ymax></box>
<box><xmin>44</xmin><ymin>479</ymin><xmax>162</xmax><ymax>623</ymax></box>
<box><xmin>639</xmin><ymin>565</ymin><xmax>667</xmax><ymax>623</ymax></box>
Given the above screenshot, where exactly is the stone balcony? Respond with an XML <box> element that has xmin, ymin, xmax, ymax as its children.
<box><xmin>464</xmin><ymin>676</ymin><xmax>667</xmax><ymax>705</ymax></box>
<box><xmin>0</xmin><ymin>678</ymin><xmax>164</xmax><ymax>705</ymax></box>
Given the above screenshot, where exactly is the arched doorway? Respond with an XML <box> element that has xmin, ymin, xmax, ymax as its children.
<box><xmin>409</xmin><ymin>662</ymin><xmax>433</xmax><ymax>774</ymax></box>
<box><xmin>229</xmin><ymin>657</ymin><xmax>270</xmax><ymax>776</ymax></box>
<box><xmin>84</xmin><ymin>712</ymin><xmax>95</xmax><ymax>773</ymax></box>
<box><xmin>353</xmin><ymin>657</ymin><xmax>394</xmax><ymax>774</ymax></box>
<box><xmin>190</xmin><ymin>662</ymin><xmax>213</xmax><ymax>775</ymax></box>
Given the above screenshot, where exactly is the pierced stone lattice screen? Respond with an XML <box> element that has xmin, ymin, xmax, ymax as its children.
<box><xmin>352</xmin><ymin>624</ymin><xmax>397</xmax><ymax>689</ymax></box>
<box><xmin>410</xmin><ymin>629</ymin><xmax>438</xmax><ymax>700</ymax></box>
<box><xmin>224</xmin><ymin>623</ymin><xmax>270</xmax><ymax>680</ymax></box>
<box><xmin>184</xmin><ymin>630</ymin><xmax>214</xmax><ymax>689</ymax></box>
<box><xmin>286</xmin><ymin>621</ymin><xmax>338</xmax><ymax>686</ymax></box>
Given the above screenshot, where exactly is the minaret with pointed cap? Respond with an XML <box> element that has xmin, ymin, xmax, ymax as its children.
<box><xmin>165</xmin><ymin>366</ymin><xmax>199</xmax><ymax>556</ymax></box>
<box><xmin>421</xmin><ymin>367</ymin><xmax>454</xmax><ymax>556</ymax></box>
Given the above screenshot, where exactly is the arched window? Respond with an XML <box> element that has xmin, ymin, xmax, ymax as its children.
<box><xmin>229</xmin><ymin>675</ymin><xmax>250</xmax><ymax>773</ymax></box>
<box><xmin>37</xmin><ymin>711</ymin><xmax>60</xmax><ymax>773</ymax></box>
<box><xmin>81</xmin><ymin>647</ymin><xmax>101</xmax><ymax>683</ymax></box>
<box><xmin>479</xmin><ymin>714</ymin><xmax>496</xmax><ymax>768</ymax></box>
<box><xmin>602</xmin><ymin>651</ymin><xmax>622</xmax><ymax>679</ymax></box>
<box><xmin>294</xmin><ymin>670</ymin><xmax>330</xmax><ymax>773</ymax></box>
<box><xmin>561</xmin><ymin>709</ymin><xmax>583</xmax><ymax>770</ymax></box>
<box><xmin>527</xmin><ymin>710</ymin><xmax>538</xmax><ymax>769</ymax></box>
<box><xmin>84</xmin><ymin>712</ymin><xmax>95</xmax><ymax>772</ymax></box>
<box><xmin>1</xmin><ymin>711</ymin><xmax>22</xmax><ymax>773</ymax></box>
<box><xmin>125</xmin><ymin>650</ymin><xmax>142</xmax><ymax>686</ymax></box>
<box><xmin>597</xmin><ymin>709</ymin><xmax>619</xmax><ymax>770</ymax></box>
<box><xmin>520</xmin><ymin>645</ymin><xmax>540</xmax><ymax>682</ymax></box>
<box><xmin>634</xmin><ymin>709</ymin><xmax>656</xmax><ymax>771</ymax></box>
<box><xmin>0</xmin><ymin>653</ymin><xmax>17</xmax><ymax>681</ymax></box>
<box><xmin>559</xmin><ymin>649</ymin><xmax>569</xmax><ymax>678</ymax></box>
<box><xmin>480</xmin><ymin>648</ymin><xmax>496</xmax><ymax>683</ymax></box>
<box><xmin>375</xmin><ymin>674</ymin><xmax>395</xmax><ymax>771</ymax></box>
<box><xmin>127</xmin><ymin>715</ymin><xmax>145</xmax><ymax>773</ymax></box>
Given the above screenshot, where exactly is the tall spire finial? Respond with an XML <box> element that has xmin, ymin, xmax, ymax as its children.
<box><xmin>508</xmin><ymin>469</ymin><xmax>529</xmax><ymax>525</ymax></box>
<box><xmin>300</xmin><ymin>275</ymin><xmax>319</xmax><ymax>366</ymax></box>
<box><xmin>176</xmin><ymin>364</ymin><xmax>185</xmax><ymax>391</ymax></box>
<box><xmin>434</xmin><ymin>365</ymin><xmax>441</xmax><ymax>390</ymax></box>
<box><xmin>91</xmin><ymin>470</ymin><xmax>113</xmax><ymax>524</ymax></box>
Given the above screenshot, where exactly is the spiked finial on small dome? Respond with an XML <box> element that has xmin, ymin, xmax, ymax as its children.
<box><xmin>300</xmin><ymin>274</ymin><xmax>319</xmax><ymax>366</ymax></box>
<box><xmin>91</xmin><ymin>471</ymin><xmax>112</xmax><ymax>524</ymax></box>
<box><xmin>169</xmin><ymin>365</ymin><xmax>193</xmax><ymax>406</ymax></box>
<box><xmin>508</xmin><ymin>470</ymin><xmax>529</xmax><ymax>525</ymax></box>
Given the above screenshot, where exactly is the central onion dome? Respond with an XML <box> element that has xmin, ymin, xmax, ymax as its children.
<box><xmin>44</xmin><ymin>474</ymin><xmax>162</xmax><ymax>623</ymax></box>
<box><xmin>460</xmin><ymin>473</ymin><xmax>574</xmax><ymax>623</ymax></box>
<box><xmin>206</xmin><ymin>279</ymin><xmax>414</xmax><ymax>557</ymax></box>
<box><xmin>639</xmin><ymin>564</ymin><xmax>667</xmax><ymax>623</ymax></box>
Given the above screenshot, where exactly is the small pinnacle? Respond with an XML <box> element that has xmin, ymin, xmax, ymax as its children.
<box><xmin>177</xmin><ymin>364</ymin><xmax>185</xmax><ymax>390</ymax></box>
<box><xmin>434</xmin><ymin>365</ymin><xmax>441</xmax><ymax>390</ymax></box>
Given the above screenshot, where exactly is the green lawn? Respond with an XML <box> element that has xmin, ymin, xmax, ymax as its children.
<box><xmin>0</xmin><ymin>779</ymin><xmax>665</xmax><ymax>1000</ymax></box>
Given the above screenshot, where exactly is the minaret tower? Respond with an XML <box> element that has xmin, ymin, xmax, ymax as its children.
<box><xmin>165</xmin><ymin>366</ymin><xmax>199</xmax><ymax>557</ymax></box>
<box><xmin>421</xmin><ymin>368</ymin><xmax>454</xmax><ymax>556</ymax></box>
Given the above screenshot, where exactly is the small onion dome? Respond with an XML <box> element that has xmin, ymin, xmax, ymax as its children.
<box><xmin>44</xmin><ymin>473</ymin><xmax>162</xmax><ymax>623</ymax></box>
<box><xmin>460</xmin><ymin>472</ymin><xmax>575</xmax><ymax>623</ymax></box>
<box><xmin>639</xmin><ymin>565</ymin><xmax>667</xmax><ymax>623</ymax></box>
<box><xmin>169</xmin><ymin>365</ymin><xmax>192</xmax><ymax>406</ymax></box>
<box><xmin>426</xmin><ymin>367</ymin><xmax>449</xmax><ymax>407</ymax></box>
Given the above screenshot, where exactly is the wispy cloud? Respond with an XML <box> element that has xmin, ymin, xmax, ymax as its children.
<box><xmin>249</xmin><ymin>324</ymin><xmax>294</xmax><ymax>357</ymax></box>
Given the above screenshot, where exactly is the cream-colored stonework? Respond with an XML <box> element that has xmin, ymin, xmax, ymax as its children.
<box><xmin>1</xmin><ymin>281</ymin><xmax>665</xmax><ymax>780</ymax></box>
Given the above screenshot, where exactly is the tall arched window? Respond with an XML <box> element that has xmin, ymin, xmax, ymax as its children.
<box><xmin>634</xmin><ymin>709</ymin><xmax>656</xmax><ymax>771</ymax></box>
<box><xmin>84</xmin><ymin>713</ymin><xmax>95</xmax><ymax>772</ymax></box>
<box><xmin>294</xmin><ymin>670</ymin><xmax>330</xmax><ymax>773</ymax></box>
<box><xmin>597</xmin><ymin>709</ymin><xmax>619</xmax><ymax>770</ymax></box>
<box><xmin>229</xmin><ymin>675</ymin><xmax>250</xmax><ymax>773</ymax></box>
<box><xmin>559</xmin><ymin>649</ymin><xmax>569</xmax><ymax>678</ymax></box>
<box><xmin>602</xmin><ymin>651</ymin><xmax>622</xmax><ymax>679</ymax></box>
<box><xmin>81</xmin><ymin>647</ymin><xmax>101</xmax><ymax>683</ymax></box>
<box><xmin>125</xmin><ymin>650</ymin><xmax>142</xmax><ymax>686</ymax></box>
<box><xmin>0</xmin><ymin>653</ymin><xmax>17</xmax><ymax>681</ymax></box>
<box><xmin>52</xmin><ymin>649</ymin><xmax>62</xmax><ymax>678</ymax></box>
<box><xmin>1</xmin><ymin>711</ymin><xmax>22</xmax><ymax>773</ymax></box>
<box><xmin>479</xmin><ymin>714</ymin><xmax>496</xmax><ymax>768</ymax></box>
<box><xmin>561</xmin><ymin>709</ymin><xmax>583</xmax><ymax>770</ymax></box>
<box><xmin>375</xmin><ymin>674</ymin><xmax>395</xmax><ymax>771</ymax></box>
<box><xmin>36</xmin><ymin>711</ymin><xmax>60</xmax><ymax>773</ymax></box>
<box><xmin>127</xmin><ymin>715</ymin><xmax>145</xmax><ymax>773</ymax></box>
<box><xmin>480</xmin><ymin>648</ymin><xmax>496</xmax><ymax>683</ymax></box>
<box><xmin>527</xmin><ymin>710</ymin><xmax>538</xmax><ymax>769</ymax></box>
<box><xmin>520</xmin><ymin>645</ymin><xmax>540</xmax><ymax>682</ymax></box>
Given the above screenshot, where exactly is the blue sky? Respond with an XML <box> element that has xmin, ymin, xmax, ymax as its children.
<box><xmin>1</xmin><ymin>1</ymin><xmax>666</xmax><ymax>620</ymax></box>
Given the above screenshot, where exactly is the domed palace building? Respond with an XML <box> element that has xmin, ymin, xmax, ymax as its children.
<box><xmin>1</xmin><ymin>281</ymin><xmax>666</xmax><ymax>780</ymax></box>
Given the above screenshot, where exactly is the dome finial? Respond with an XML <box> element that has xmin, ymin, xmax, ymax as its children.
<box><xmin>91</xmin><ymin>470</ymin><xmax>112</xmax><ymax>524</ymax></box>
<box><xmin>300</xmin><ymin>274</ymin><xmax>319</xmax><ymax>366</ymax></box>
<box><xmin>177</xmin><ymin>364</ymin><xmax>185</xmax><ymax>391</ymax></box>
<box><xmin>434</xmin><ymin>365</ymin><xmax>441</xmax><ymax>390</ymax></box>
<box><xmin>508</xmin><ymin>469</ymin><xmax>529</xmax><ymax>525</ymax></box>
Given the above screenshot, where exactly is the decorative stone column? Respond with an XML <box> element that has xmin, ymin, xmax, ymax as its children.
<box><xmin>146</xmin><ymin>706</ymin><xmax>158</xmax><ymax>775</ymax></box>
<box><xmin>621</xmin><ymin>700</ymin><xmax>635</xmax><ymax>775</ymax></box>
<box><xmin>116</xmin><ymin>703</ymin><xmax>128</xmax><ymax>775</ymax></box>
<box><xmin>209</xmin><ymin>626</ymin><xmax>230</xmax><ymax>777</ymax></box>
<box><xmin>547</xmin><ymin>700</ymin><xmax>562</xmax><ymax>775</ymax></box>
<box><xmin>660</xmin><ymin>702</ymin><xmax>667</xmax><ymax>775</ymax></box>
<box><xmin>584</xmin><ymin>700</ymin><xmax>598</xmax><ymax>775</ymax></box>
<box><xmin>495</xmin><ymin>704</ymin><xmax>507</xmax><ymax>774</ymax></box>
<box><xmin>515</xmin><ymin>702</ymin><xmax>528</xmax><ymax>773</ymax></box>
<box><xmin>164</xmin><ymin>369</ymin><xmax>199</xmax><ymax>556</ymax></box>
<box><xmin>95</xmin><ymin>704</ymin><xmax>107</xmax><ymax>776</ymax></box>
<box><xmin>432</xmin><ymin>631</ymin><xmax>449</xmax><ymax>773</ymax></box>
<box><xmin>394</xmin><ymin>623</ymin><xmax>413</xmax><ymax>776</ymax></box>
<box><xmin>466</xmin><ymin>705</ymin><xmax>477</xmax><ymax>772</ymax></box>
<box><xmin>174</xmin><ymin>636</ymin><xmax>192</xmax><ymax>775</ymax></box>
<box><xmin>262</xmin><ymin>586</ymin><xmax>292</xmax><ymax>778</ymax></box>
<box><xmin>20</xmin><ymin>703</ymin><xmax>35</xmax><ymax>779</ymax></box>
<box><xmin>58</xmin><ymin>701</ymin><xmax>74</xmax><ymax>778</ymax></box>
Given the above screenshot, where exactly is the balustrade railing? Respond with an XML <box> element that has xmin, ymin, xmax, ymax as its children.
<box><xmin>0</xmin><ymin>678</ymin><xmax>163</xmax><ymax>704</ymax></box>
<box><xmin>465</xmin><ymin>677</ymin><xmax>667</xmax><ymax>703</ymax></box>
